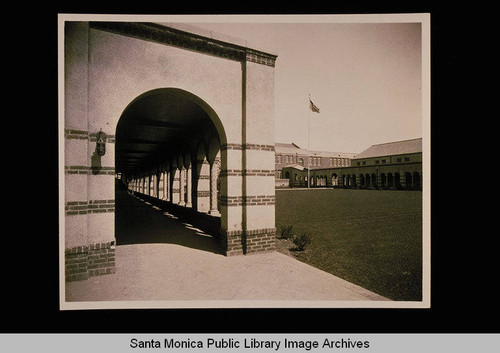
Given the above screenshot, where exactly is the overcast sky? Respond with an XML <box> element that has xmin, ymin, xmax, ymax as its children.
<box><xmin>189</xmin><ymin>16</ymin><xmax>425</xmax><ymax>154</ymax></box>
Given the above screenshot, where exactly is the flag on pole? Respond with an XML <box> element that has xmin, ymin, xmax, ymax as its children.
<box><xmin>309</xmin><ymin>98</ymin><xmax>320</xmax><ymax>113</ymax></box>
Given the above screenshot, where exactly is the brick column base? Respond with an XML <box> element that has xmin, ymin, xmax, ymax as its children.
<box><xmin>220</xmin><ymin>230</ymin><xmax>244</xmax><ymax>256</ymax></box>
<box><xmin>220</xmin><ymin>228</ymin><xmax>276</xmax><ymax>256</ymax></box>
<box><xmin>65</xmin><ymin>241</ymin><xmax>116</xmax><ymax>281</ymax></box>
<box><xmin>245</xmin><ymin>228</ymin><xmax>276</xmax><ymax>254</ymax></box>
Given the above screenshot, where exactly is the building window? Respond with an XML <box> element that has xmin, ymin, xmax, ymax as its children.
<box><xmin>330</xmin><ymin>158</ymin><xmax>333</xmax><ymax>166</ymax></box>
<box><xmin>357</xmin><ymin>162</ymin><xmax>360</xmax><ymax>166</ymax></box>
<box><xmin>375</xmin><ymin>160</ymin><xmax>379</xmax><ymax>164</ymax></box>
<box><xmin>397</xmin><ymin>158</ymin><xmax>402</xmax><ymax>163</ymax></box>
<box><xmin>382</xmin><ymin>159</ymin><xmax>386</xmax><ymax>164</ymax></box>
<box><xmin>362</xmin><ymin>161</ymin><xmax>366</xmax><ymax>165</ymax></box>
<box><xmin>405</xmin><ymin>157</ymin><xmax>410</xmax><ymax>162</ymax></box>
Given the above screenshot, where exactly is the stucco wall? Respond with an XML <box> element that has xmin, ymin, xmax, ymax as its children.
<box><xmin>87</xmin><ymin>28</ymin><xmax>243</xmax><ymax>144</ymax></box>
<box><xmin>63</xmin><ymin>21</ymin><xmax>277</xmax><ymax>266</ymax></box>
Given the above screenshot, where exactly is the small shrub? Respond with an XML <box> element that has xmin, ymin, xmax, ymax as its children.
<box><xmin>277</xmin><ymin>225</ymin><xmax>294</xmax><ymax>239</ymax></box>
<box><xmin>292</xmin><ymin>232</ymin><xmax>312</xmax><ymax>251</ymax></box>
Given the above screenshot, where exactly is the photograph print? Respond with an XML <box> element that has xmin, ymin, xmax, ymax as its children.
<box><xmin>59</xmin><ymin>13</ymin><xmax>430</xmax><ymax>310</ymax></box>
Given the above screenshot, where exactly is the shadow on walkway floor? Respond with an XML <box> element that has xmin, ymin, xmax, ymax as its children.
<box><xmin>115</xmin><ymin>189</ymin><xmax>223</xmax><ymax>255</ymax></box>
<box><xmin>65</xmin><ymin>188</ymin><xmax>390</xmax><ymax>304</ymax></box>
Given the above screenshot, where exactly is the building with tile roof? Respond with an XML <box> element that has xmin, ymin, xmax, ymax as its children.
<box><xmin>274</xmin><ymin>142</ymin><xmax>357</xmax><ymax>179</ymax></box>
<box><xmin>279</xmin><ymin>138</ymin><xmax>422</xmax><ymax>190</ymax></box>
<box><xmin>353</xmin><ymin>138</ymin><xmax>422</xmax><ymax>160</ymax></box>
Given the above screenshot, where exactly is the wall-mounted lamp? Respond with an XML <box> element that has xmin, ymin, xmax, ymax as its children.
<box><xmin>96</xmin><ymin>129</ymin><xmax>106</xmax><ymax>156</ymax></box>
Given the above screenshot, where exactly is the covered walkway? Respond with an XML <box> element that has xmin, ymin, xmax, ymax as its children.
<box><xmin>64</xmin><ymin>189</ymin><xmax>388</xmax><ymax>306</ymax></box>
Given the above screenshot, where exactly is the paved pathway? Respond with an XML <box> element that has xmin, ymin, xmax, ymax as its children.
<box><xmin>64</xmin><ymin>190</ymin><xmax>389</xmax><ymax>307</ymax></box>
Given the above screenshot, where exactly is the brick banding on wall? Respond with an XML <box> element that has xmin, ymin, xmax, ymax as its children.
<box><xmin>64</xmin><ymin>129</ymin><xmax>115</xmax><ymax>143</ymax></box>
<box><xmin>220</xmin><ymin>143</ymin><xmax>275</xmax><ymax>151</ymax></box>
<box><xmin>219</xmin><ymin>195</ymin><xmax>243</xmax><ymax>207</ymax></box>
<box><xmin>64</xmin><ymin>129</ymin><xmax>89</xmax><ymax>140</ymax></box>
<box><xmin>243</xmin><ymin>195</ymin><xmax>275</xmax><ymax>206</ymax></box>
<box><xmin>219</xmin><ymin>169</ymin><xmax>243</xmax><ymax>177</ymax></box>
<box><xmin>65</xmin><ymin>199</ymin><xmax>115</xmax><ymax>215</ymax></box>
<box><xmin>65</xmin><ymin>241</ymin><xmax>116</xmax><ymax>281</ymax></box>
<box><xmin>65</xmin><ymin>165</ymin><xmax>116</xmax><ymax>175</ymax></box>
<box><xmin>221</xmin><ymin>227</ymin><xmax>276</xmax><ymax>237</ymax></box>
<box><xmin>243</xmin><ymin>169</ymin><xmax>275</xmax><ymax>176</ymax></box>
<box><xmin>243</xmin><ymin>143</ymin><xmax>275</xmax><ymax>151</ymax></box>
<box><xmin>220</xmin><ymin>143</ymin><xmax>243</xmax><ymax>151</ymax></box>
<box><xmin>89</xmin><ymin>132</ymin><xmax>115</xmax><ymax>143</ymax></box>
<box><xmin>219</xmin><ymin>169</ymin><xmax>275</xmax><ymax>177</ymax></box>
<box><xmin>219</xmin><ymin>195</ymin><xmax>275</xmax><ymax>207</ymax></box>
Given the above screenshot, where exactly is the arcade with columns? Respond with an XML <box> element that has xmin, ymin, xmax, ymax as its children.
<box><xmin>63</xmin><ymin>20</ymin><xmax>278</xmax><ymax>281</ymax></box>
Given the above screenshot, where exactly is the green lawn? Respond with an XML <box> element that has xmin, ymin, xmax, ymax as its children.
<box><xmin>275</xmin><ymin>188</ymin><xmax>423</xmax><ymax>301</ymax></box>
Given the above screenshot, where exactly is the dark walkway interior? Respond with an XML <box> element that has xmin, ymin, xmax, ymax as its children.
<box><xmin>115</xmin><ymin>188</ymin><xmax>222</xmax><ymax>255</ymax></box>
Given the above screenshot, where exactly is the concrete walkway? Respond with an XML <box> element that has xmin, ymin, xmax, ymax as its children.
<box><xmin>64</xmin><ymin>190</ymin><xmax>389</xmax><ymax>308</ymax></box>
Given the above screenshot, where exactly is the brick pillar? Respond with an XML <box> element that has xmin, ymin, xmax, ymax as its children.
<box><xmin>219</xmin><ymin>148</ymin><xmax>244</xmax><ymax>256</ymax></box>
<box><xmin>158</xmin><ymin>172</ymin><xmax>163</xmax><ymax>199</ymax></box>
<box><xmin>65</xmin><ymin>241</ymin><xmax>116</xmax><ymax>281</ymax></box>
<box><xmin>197</xmin><ymin>157</ymin><xmax>210</xmax><ymax>213</ymax></box>
<box><xmin>209</xmin><ymin>158</ymin><xmax>220</xmax><ymax>216</ymax></box>
<box><xmin>172</xmin><ymin>168</ymin><xmax>180</xmax><ymax>204</ymax></box>
<box><xmin>160</xmin><ymin>171</ymin><xmax>166</xmax><ymax>201</ymax></box>
<box><xmin>239</xmin><ymin>53</ymin><xmax>277</xmax><ymax>254</ymax></box>
<box><xmin>179</xmin><ymin>168</ymin><xmax>186</xmax><ymax>206</ymax></box>
<box><xmin>165</xmin><ymin>170</ymin><xmax>170</xmax><ymax>202</ymax></box>
<box><xmin>398</xmin><ymin>172</ymin><xmax>405</xmax><ymax>189</ymax></box>
<box><xmin>186</xmin><ymin>166</ymin><xmax>192</xmax><ymax>208</ymax></box>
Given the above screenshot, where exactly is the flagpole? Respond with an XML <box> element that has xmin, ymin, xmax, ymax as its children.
<box><xmin>307</xmin><ymin>94</ymin><xmax>311</xmax><ymax>189</ymax></box>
